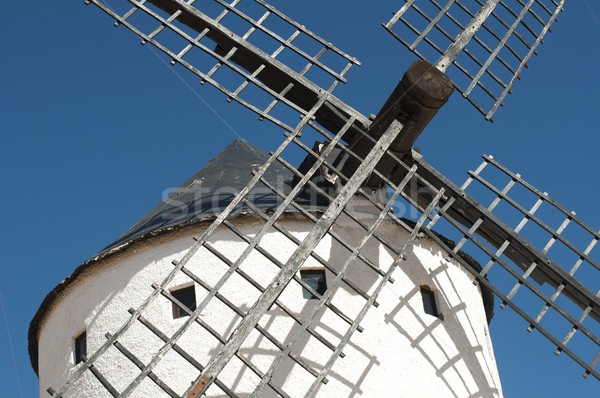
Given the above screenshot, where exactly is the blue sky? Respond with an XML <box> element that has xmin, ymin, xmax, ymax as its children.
<box><xmin>1</xmin><ymin>1</ymin><xmax>600</xmax><ymax>397</ymax></box>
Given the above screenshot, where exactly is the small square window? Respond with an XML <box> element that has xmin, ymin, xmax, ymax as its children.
<box><xmin>172</xmin><ymin>285</ymin><xmax>196</xmax><ymax>319</ymax></box>
<box><xmin>74</xmin><ymin>331</ymin><xmax>87</xmax><ymax>365</ymax></box>
<box><xmin>421</xmin><ymin>286</ymin><xmax>440</xmax><ymax>318</ymax></box>
<box><xmin>300</xmin><ymin>269</ymin><xmax>327</xmax><ymax>300</ymax></box>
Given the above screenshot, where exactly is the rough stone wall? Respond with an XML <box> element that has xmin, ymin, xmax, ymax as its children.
<box><xmin>38</xmin><ymin>213</ymin><xmax>503</xmax><ymax>397</ymax></box>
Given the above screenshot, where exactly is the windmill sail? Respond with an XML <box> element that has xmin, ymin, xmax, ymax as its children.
<box><xmin>384</xmin><ymin>0</ymin><xmax>566</xmax><ymax>120</ymax></box>
<box><xmin>404</xmin><ymin>152</ymin><xmax>600</xmax><ymax>380</ymax></box>
<box><xmin>85</xmin><ymin>0</ymin><xmax>367</xmax><ymax>141</ymax></box>
<box><xmin>39</xmin><ymin>1</ymin><xmax>600</xmax><ymax>397</ymax></box>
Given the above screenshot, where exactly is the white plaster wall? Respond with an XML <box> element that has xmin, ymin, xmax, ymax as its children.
<box><xmin>38</xmin><ymin>210</ymin><xmax>503</xmax><ymax>398</ymax></box>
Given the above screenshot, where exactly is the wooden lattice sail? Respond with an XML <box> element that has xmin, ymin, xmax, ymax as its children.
<box><xmin>385</xmin><ymin>0</ymin><xmax>565</xmax><ymax>120</ymax></box>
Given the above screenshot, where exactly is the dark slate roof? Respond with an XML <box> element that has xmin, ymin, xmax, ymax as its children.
<box><xmin>101</xmin><ymin>138</ymin><xmax>327</xmax><ymax>254</ymax></box>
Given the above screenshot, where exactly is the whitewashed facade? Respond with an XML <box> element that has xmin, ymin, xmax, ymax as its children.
<box><xmin>37</xmin><ymin>207</ymin><xmax>503</xmax><ymax>397</ymax></box>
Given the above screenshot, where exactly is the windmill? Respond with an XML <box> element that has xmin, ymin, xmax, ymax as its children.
<box><xmin>27</xmin><ymin>0</ymin><xmax>599</xmax><ymax>397</ymax></box>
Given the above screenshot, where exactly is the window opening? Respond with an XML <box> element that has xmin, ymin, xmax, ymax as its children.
<box><xmin>74</xmin><ymin>330</ymin><xmax>86</xmax><ymax>365</ymax></box>
<box><xmin>421</xmin><ymin>285</ymin><xmax>440</xmax><ymax>318</ymax></box>
<box><xmin>172</xmin><ymin>285</ymin><xmax>197</xmax><ymax>319</ymax></box>
<box><xmin>300</xmin><ymin>269</ymin><xmax>327</xmax><ymax>300</ymax></box>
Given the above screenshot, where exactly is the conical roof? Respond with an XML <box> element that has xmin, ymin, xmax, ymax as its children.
<box><xmin>101</xmin><ymin>138</ymin><xmax>325</xmax><ymax>253</ymax></box>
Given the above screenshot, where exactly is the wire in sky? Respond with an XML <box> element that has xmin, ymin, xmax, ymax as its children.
<box><xmin>584</xmin><ymin>0</ymin><xmax>600</xmax><ymax>30</ymax></box>
<box><xmin>99</xmin><ymin>0</ymin><xmax>255</xmax><ymax>155</ymax></box>
<box><xmin>1</xmin><ymin>290</ymin><xmax>24</xmax><ymax>398</ymax></box>
<box><xmin>143</xmin><ymin>43</ymin><xmax>250</xmax><ymax>145</ymax></box>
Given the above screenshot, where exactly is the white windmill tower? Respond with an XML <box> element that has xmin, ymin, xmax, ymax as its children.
<box><xmin>30</xmin><ymin>137</ymin><xmax>499</xmax><ymax>397</ymax></box>
<box><xmin>28</xmin><ymin>1</ymin><xmax>599</xmax><ymax>397</ymax></box>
